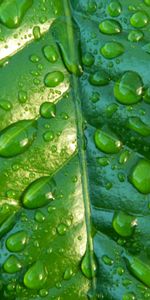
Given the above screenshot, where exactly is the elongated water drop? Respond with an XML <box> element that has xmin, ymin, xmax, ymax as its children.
<box><xmin>43</xmin><ymin>45</ymin><xmax>58</xmax><ymax>63</ymax></box>
<box><xmin>124</xmin><ymin>254</ymin><xmax>150</xmax><ymax>288</ymax></box>
<box><xmin>44</xmin><ymin>71</ymin><xmax>64</xmax><ymax>87</ymax></box>
<box><xmin>130</xmin><ymin>159</ymin><xmax>150</xmax><ymax>194</ymax></box>
<box><xmin>3</xmin><ymin>255</ymin><xmax>22</xmax><ymax>274</ymax></box>
<box><xmin>33</xmin><ymin>26</ymin><xmax>41</xmax><ymax>40</ymax></box>
<box><xmin>0</xmin><ymin>100</ymin><xmax>12</xmax><ymax>111</ymax></box>
<box><xmin>0</xmin><ymin>0</ymin><xmax>33</xmax><ymax>29</ymax></box>
<box><xmin>99</xmin><ymin>19</ymin><xmax>122</xmax><ymax>35</ymax></box>
<box><xmin>130</xmin><ymin>11</ymin><xmax>149</xmax><ymax>28</ymax></box>
<box><xmin>6</xmin><ymin>231</ymin><xmax>28</xmax><ymax>252</ymax></box>
<box><xmin>94</xmin><ymin>129</ymin><xmax>122</xmax><ymax>154</ymax></box>
<box><xmin>24</xmin><ymin>261</ymin><xmax>48</xmax><ymax>289</ymax></box>
<box><xmin>40</xmin><ymin>102</ymin><xmax>56</xmax><ymax>119</ymax></box>
<box><xmin>114</xmin><ymin>71</ymin><xmax>143</xmax><ymax>105</ymax></box>
<box><xmin>22</xmin><ymin>176</ymin><xmax>56</xmax><ymax>209</ymax></box>
<box><xmin>81</xmin><ymin>250</ymin><xmax>97</xmax><ymax>279</ymax></box>
<box><xmin>127</xmin><ymin>117</ymin><xmax>150</xmax><ymax>136</ymax></box>
<box><xmin>100</xmin><ymin>42</ymin><xmax>124</xmax><ymax>59</ymax></box>
<box><xmin>0</xmin><ymin>213</ymin><xmax>16</xmax><ymax>238</ymax></box>
<box><xmin>113</xmin><ymin>211</ymin><xmax>136</xmax><ymax>237</ymax></box>
<box><xmin>0</xmin><ymin>119</ymin><xmax>37</xmax><ymax>158</ymax></box>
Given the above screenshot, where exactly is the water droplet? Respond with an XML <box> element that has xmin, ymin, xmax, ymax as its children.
<box><xmin>39</xmin><ymin>289</ymin><xmax>49</xmax><ymax>297</ymax></box>
<box><xmin>40</xmin><ymin>102</ymin><xmax>56</xmax><ymax>119</ymax></box>
<box><xmin>64</xmin><ymin>267</ymin><xmax>73</xmax><ymax>280</ymax></box>
<box><xmin>102</xmin><ymin>255</ymin><xmax>114</xmax><ymax>265</ymax></box>
<box><xmin>98</xmin><ymin>157</ymin><xmax>109</xmax><ymax>166</ymax></box>
<box><xmin>124</xmin><ymin>254</ymin><xmax>150</xmax><ymax>288</ymax></box>
<box><xmin>87</xmin><ymin>1</ymin><xmax>97</xmax><ymax>13</ymax></box>
<box><xmin>18</xmin><ymin>90</ymin><xmax>27</xmax><ymax>103</ymax></box>
<box><xmin>144</xmin><ymin>0</ymin><xmax>150</xmax><ymax>6</ymax></box>
<box><xmin>30</xmin><ymin>55</ymin><xmax>40</xmax><ymax>63</ymax></box>
<box><xmin>101</xmin><ymin>42</ymin><xmax>124</xmax><ymax>59</ymax></box>
<box><xmin>0</xmin><ymin>119</ymin><xmax>37</xmax><ymax>157</ymax></box>
<box><xmin>0</xmin><ymin>213</ymin><xmax>16</xmax><ymax>238</ymax></box>
<box><xmin>99</xmin><ymin>19</ymin><xmax>122</xmax><ymax>35</ymax></box>
<box><xmin>82</xmin><ymin>52</ymin><xmax>95</xmax><ymax>66</ymax></box>
<box><xmin>130</xmin><ymin>159</ymin><xmax>150</xmax><ymax>194</ymax></box>
<box><xmin>94</xmin><ymin>129</ymin><xmax>122</xmax><ymax>154</ymax></box>
<box><xmin>113</xmin><ymin>211</ymin><xmax>136</xmax><ymax>237</ymax></box>
<box><xmin>43</xmin><ymin>130</ymin><xmax>54</xmax><ymax>142</ymax></box>
<box><xmin>90</xmin><ymin>92</ymin><xmax>100</xmax><ymax>103</ymax></box>
<box><xmin>57</xmin><ymin>223</ymin><xmax>67</xmax><ymax>235</ymax></box>
<box><xmin>123</xmin><ymin>292</ymin><xmax>136</xmax><ymax>300</ymax></box>
<box><xmin>35</xmin><ymin>211</ymin><xmax>45</xmax><ymax>223</ymax></box>
<box><xmin>44</xmin><ymin>71</ymin><xmax>64</xmax><ymax>87</ymax></box>
<box><xmin>81</xmin><ymin>250</ymin><xmax>97</xmax><ymax>279</ymax></box>
<box><xmin>130</xmin><ymin>11</ymin><xmax>148</xmax><ymax>28</ymax></box>
<box><xmin>117</xmin><ymin>266</ymin><xmax>124</xmax><ymax>275</ymax></box>
<box><xmin>6</xmin><ymin>231</ymin><xmax>28</xmax><ymax>252</ymax></box>
<box><xmin>89</xmin><ymin>70</ymin><xmax>110</xmax><ymax>86</ymax></box>
<box><xmin>3</xmin><ymin>255</ymin><xmax>22</xmax><ymax>273</ymax></box>
<box><xmin>24</xmin><ymin>261</ymin><xmax>48</xmax><ymax>289</ymax></box>
<box><xmin>0</xmin><ymin>0</ymin><xmax>33</xmax><ymax>28</ymax></box>
<box><xmin>107</xmin><ymin>1</ymin><xmax>122</xmax><ymax>17</ymax></box>
<box><xmin>127</xmin><ymin>117</ymin><xmax>150</xmax><ymax>136</ymax></box>
<box><xmin>0</xmin><ymin>99</ymin><xmax>12</xmax><ymax>111</ymax></box>
<box><xmin>43</xmin><ymin>45</ymin><xmax>58</xmax><ymax>63</ymax></box>
<box><xmin>22</xmin><ymin>176</ymin><xmax>56</xmax><ymax>209</ymax></box>
<box><xmin>33</xmin><ymin>26</ymin><xmax>41</xmax><ymax>40</ymax></box>
<box><xmin>119</xmin><ymin>150</ymin><xmax>130</xmax><ymax>164</ymax></box>
<box><xmin>128</xmin><ymin>30</ymin><xmax>144</xmax><ymax>42</ymax></box>
<box><xmin>114</xmin><ymin>71</ymin><xmax>143</xmax><ymax>105</ymax></box>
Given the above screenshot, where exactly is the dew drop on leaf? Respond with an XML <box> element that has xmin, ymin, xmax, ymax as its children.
<box><xmin>130</xmin><ymin>159</ymin><xmax>150</xmax><ymax>194</ymax></box>
<box><xmin>100</xmin><ymin>41</ymin><xmax>124</xmax><ymax>59</ymax></box>
<box><xmin>94</xmin><ymin>129</ymin><xmax>122</xmax><ymax>154</ymax></box>
<box><xmin>130</xmin><ymin>11</ymin><xmax>149</xmax><ymax>28</ymax></box>
<box><xmin>24</xmin><ymin>261</ymin><xmax>48</xmax><ymax>289</ymax></box>
<box><xmin>3</xmin><ymin>255</ymin><xmax>22</xmax><ymax>274</ymax></box>
<box><xmin>99</xmin><ymin>19</ymin><xmax>122</xmax><ymax>35</ymax></box>
<box><xmin>40</xmin><ymin>102</ymin><xmax>56</xmax><ymax>119</ymax></box>
<box><xmin>43</xmin><ymin>45</ymin><xmax>58</xmax><ymax>63</ymax></box>
<box><xmin>44</xmin><ymin>71</ymin><xmax>64</xmax><ymax>87</ymax></box>
<box><xmin>6</xmin><ymin>231</ymin><xmax>28</xmax><ymax>252</ymax></box>
<box><xmin>112</xmin><ymin>211</ymin><xmax>136</xmax><ymax>237</ymax></box>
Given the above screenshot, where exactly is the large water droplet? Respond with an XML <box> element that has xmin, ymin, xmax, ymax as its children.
<box><xmin>43</xmin><ymin>45</ymin><xmax>58</xmax><ymax>63</ymax></box>
<box><xmin>113</xmin><ymin>211</ymin><xmax>136</xmax><ymax>237</ymax></box>
<box><xmin>44</xmin><ymin>71</ymin><xmax>64</xmax><ymax>87</ymax></box>
<box><xmin>99</xmin><ymin>19</ymin><xmax>122</xmax><ymax>35</ymax></box>
<box><xmin>3</xmin><ymin>255</ymin><xmax>22</xmax><ymax>273</ymax></box>
<box><xmin>123</xmin><ymin>292</ymin><xmax>136</xmax><ymax>300</ymax></box>
<box><xmin>0</xmin><ymin>99</ymin><xmax>12</xmax><ymax>111</ymax></box>
<box><xmin>130</xmin><ymin>159</ymin><xmax>150</xmax><ymax>194</ymax></box>
<box><xmin>0</xmin><ymin>119</ymin><xmax>37</xmax><ymax>158</ymax></box>
<box><xmin>22</xmin><ymin>176</ymin><xmax>56</xmax><ymax>209</ymax></box>
<box><xmin>107</xmin><ymin>1</ymin><xmax>122</xmax><ymax>17</ymax></box>
<box><xmin>6</xmin><ymin>231</ymin><xmax>28</xmax><ymax>252</ymax></box>
<box><xmin>24</xmin><ymin>261</ymin><xmax>48</xmax><ymax>289</ymax></box>
<box><xmin>124</xmin><ymin>254</ymin><xmax>150</xmax><ymax>288</ymax></box>
<box><xmin>0</xmin><ymin>0</ymin><xmax>33</xmax><ymax>28</ymax></box>
<box><xmin>100</xmin><ymin>41</ymin><xmax>124</xmax><ymax>59</ymax></box>
<box><xmin>128</xmin><ymin>30</ymin><xmax>144</xmax><ymax>42</ymax></box>
<box><xmin>40</xmin><ymin>102</ymin><xmax>56</xmax><ymax>119</ymax></box>
<box><xmin>94</xmin><ymin>129</ymin><xmax>122</xmax><ymax>153</ymax></box>
<box><xmin>89</xmin><ymin>70</ymin><xmax>110</xmax><ymax>86</ymax></box>
<box><xmin>81</xmin><ymin>250</ymin><xmax>97</xmax><ymax>279</ymax></box>
<box><xmin>127</xmin><ymin>117</ymin><xmax>150</xmax><ymax>136</ymax></box>
<box><xmin>114</xmin><ymin>71</ymin><xmax>143</xmax><ymax>105</ymax></box>
<box><xmin>130</xmin><ymin>11</ymin><xmax>149</xmax><ymax>28</ymax></box>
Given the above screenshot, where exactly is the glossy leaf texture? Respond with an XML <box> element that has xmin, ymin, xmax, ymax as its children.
<box><xmin>0</xmin><ymin>0</ymin><xmax>150</xmax><ymax>299</ymax></box>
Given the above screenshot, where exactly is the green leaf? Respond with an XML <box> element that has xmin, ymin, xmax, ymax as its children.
<box><xmin>0</xmin><ymin>0</ymin><xmax>150</xmax><ymax>299</ymax></box>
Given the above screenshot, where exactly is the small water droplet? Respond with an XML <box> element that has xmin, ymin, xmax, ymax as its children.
<box><xmin>35</xmin><ymin>211</ymin><xmax>45</xmax><ymax>223</ymax></box>
<box><xmin>89</xmin><ymin>70</ymin><xmax>110</xmax><ymax>86</ymax></box>
<box><xmin>130</xmin><ymin>159</ymin><xmax>150</xmax><ymax>194</ymax></box>
<box><xmin>119</xmin><ymin>150</ymin><xmax>130</xmax><ymax>164</ymax></box>
<box><xmin>99</xmin><ymin>19</ymin><xmax>122</xmax><ymax>35</ymax></box>
<box><xmin>130</xmin><ymin>11</ymin><xmax>149</xmax><ymax>28</ymax></box>
<box><xmin>128</xmin><ymin>30</ymin><xmax>144</xmax><ymax>42</ymax></box>
<box><xmin>113</xmin><ymin>211</ymin><xmax>136</xmax><ymax>237</ymax></box>
<box><xmin>18</xmin><ymin>90</ymin><xmax>27</xmax><ymax>103</ymax></box>
<box><xmin>40</xmin><ymin>102</ymin><xmax>56</xmax><ymax>119</ymax></box>
<box><xmin>82</xmin><ymin>52</ymin><xmax>95</xmax><ymax>66</ymax></box>
<box><xmin>6</xmin><ymin>231</ymin><xmax>28</xmax><ymax>252</ymax></box>
<box><xmin>44</xmin><ymin>71</ymin><xmax>64</xmax><ymax>87</ymax></box>
<box><xmin>123</xmin><ymin>292</ymin><xmax>136</xmax><ymax>300</ymax></box>
<box><xmin>102</xmin><ymin>255</ymin><xmax>114</xmax><ymax>265</ymax></box>
<box><xmin>33</xmin><ymin>26</ymin><xmax>41</xmax><ymax>40</ymax></box>
<box><xmin>107</xmin><ymin>1</ymin><xmax>122</xmax><ymax>17</ymax></box>
<box><xmin>3</xmin><ymin>255</ymin><xmax>22</xmax><ymax>273</ymax></box>
<box><xmin>43</xmin><ymin>45</ymin><xmax>58</xmax><ymax>63</ymax></box>
<box><xmin>114</xmin><ymin>71</ymin><xmax>143</xmax><ymax>105</ymax></box>
<box><xmin>100</xmin><ymin>41</ymin><xmax>124</xmax><ymax>59</ymax></box>
<box><xmin>64</xmin><ymin>267</ymin><xmax>73</xmax><ymax>280</ymax></box>
<box><xmin>24</xmin><ymin>261</ymin><xmax>48</xmax><ymax>289</ymax></box>
<box><xmin>94</xmin><ymin>129</ymin><xmax>122</xmax><ymax>154</ymax></box>
<box><xmin>43</xmin><ymin>130</ymin><xmax>54</xmax><ymax>142</ymax></box>
<box><xmin>98</xmin><ymin>157</ymin><xmax>109</xmax><ymax>166</ymax></box>
<box><xmin>0</xmin><ymin>99</ymin><xmax>12</xmax><ymax>111</ymax></box>
<box><xmin>57</xmin><ymin>223</ymin><xmax>67</xmax><ymax>235</ymax></box>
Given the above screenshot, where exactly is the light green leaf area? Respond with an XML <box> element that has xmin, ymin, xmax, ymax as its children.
<box><xmin>0</xmin><ymin>0</ymin><xmax>150</xmax><ymax>299</ymax></box>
